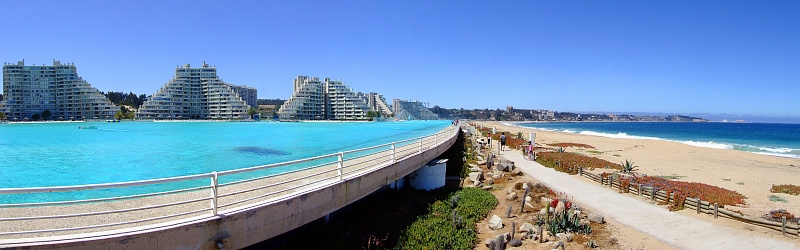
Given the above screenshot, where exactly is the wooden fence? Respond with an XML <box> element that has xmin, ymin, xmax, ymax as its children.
<box><xmin>578</xmin><ymin>168</ymin><xmax>800</xmax><ymax>238</ymax></box>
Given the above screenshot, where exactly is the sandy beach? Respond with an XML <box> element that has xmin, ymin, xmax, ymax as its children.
<box><xmin>474</xmin><ymin>121</ymin><xmax>800</xmax><ymax>233</ymax></box>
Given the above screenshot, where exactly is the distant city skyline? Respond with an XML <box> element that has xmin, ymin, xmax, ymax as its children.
<box><xmin>2</xmin><ymin>1</ymin><xmax>798</xmax><ymax>120</ymax></box>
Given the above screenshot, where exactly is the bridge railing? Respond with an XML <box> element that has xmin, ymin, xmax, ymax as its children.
<box><xmin>0</xmin><ymin>125</ymin><xmax>459</xmax><ymax>241</ymax></box>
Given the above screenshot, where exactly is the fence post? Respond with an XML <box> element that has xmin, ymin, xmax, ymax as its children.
<box><xmin>578</xmin><ymin>167</ymin><xmax>583</xmax><ymax>176</ymax></box>
<box><xmin>338</xmin><ymin>152</ymin><xmax>344</xmax><ymax>181</ymax></box>
<box><xmin>781</xmin><ymin>216</ymin><xmax>786</xmax><ymax>236</ymax></box>
<box><xmin>713</xmin><ymin>203</ymin><xmax>718</xmax><ymax>218</ymax></box>
<box><xmin>638</xmin><ymin>184</ymin><xmax>643</xmax><ymax>197</ymax></box>
<box><xmin>211</xmin><ymin>171</ymin><xmax>218</xmax><ymax>216</ymax></box>
<box><xmin>651</xmin><ymin>187</ymin><xmax>656</xmax><ymax>202</ymax></box>
<box><xmin>391</xmin><ymin>142</ymin><xmax>396</xmax><ymax>162</ymax></box>
<box><xmin>696</xmin><ymin>197</ymin><xmax>701</xmax><ymax>214</ymax></box>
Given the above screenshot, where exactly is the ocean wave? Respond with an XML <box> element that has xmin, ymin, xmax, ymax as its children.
<box><xmin>679</xmin><ymin>141</ymin><xmax>735</xmax><ymax>150</ymax></box>
<box><xmin>754</xmin><ymin>152</ymin><xmax>800</xmax><ymax>159</ymax></box>
<box><xmin>756</xmin><ymin>147</ymin><xmax>795</xmax><ymax>153</ymax></box>
<box><xmin>578</xmin><ymin>131</ymin><xmax>662</xmax><ymax>140</ymax></box>
<box><xmin>503</xmin><ymin>122</ymin><xmax>800</xmax><ymax>158</ymax></box>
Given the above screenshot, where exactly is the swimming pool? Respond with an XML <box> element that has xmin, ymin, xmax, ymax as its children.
<box><xmin>0</xmin><ymin>120</ymin><xmax>450</xmax><ymax>189</ymax></box>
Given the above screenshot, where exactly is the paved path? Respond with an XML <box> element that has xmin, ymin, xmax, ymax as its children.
<box><xmin>499</xmin><ymin>149</ymin><xmax>799</xmax><ymax>250</ymax></box>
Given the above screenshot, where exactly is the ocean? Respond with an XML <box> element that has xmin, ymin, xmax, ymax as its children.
<box><xmin>512</xmin><ymin>122</ymin><xmax>800</xmax><ymax>159</ymax></box>
<box><xmin>0</xmin><ymin>120</ymin><xmax>450</xmax><ymax>189</ymax></box>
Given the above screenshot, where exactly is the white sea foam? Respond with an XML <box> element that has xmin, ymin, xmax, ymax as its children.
<box><xmin>755</xmin><ymin>152</ymin><xmax>800</xmax><ymax>159</ymax></box>
<box><xmin>756</xmin><ymin>147</ymin><xmax>794</xmax><ymax>153</ymax></box>
<box><xmin>678</xmin><ymin>141</ymin><xmax>735</xmax><ymax>150</ymax></box>
<box><xmin>578</xmin><ymin>131</ymin><xmax>662</xmax><ymax>140</ymax></box>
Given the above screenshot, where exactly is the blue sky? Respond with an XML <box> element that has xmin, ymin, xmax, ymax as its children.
<box><xmin>2</xmin><ymin>1</ymin><xmax>799</xmax><ymax>120</ymax></box>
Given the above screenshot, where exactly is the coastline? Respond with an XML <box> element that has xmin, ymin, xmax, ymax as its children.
<box><xmin>475</xmin><ymin>121</ymin><xmax>800</xmax><ymax>222</ymax></box>
<box><xmin>505</xmin><ymin>121</ymin><xmax>800</xmax><ymax>159</ymax></box>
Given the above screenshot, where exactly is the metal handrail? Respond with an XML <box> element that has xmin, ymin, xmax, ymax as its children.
<box><xmin>0</xmin><ymin>125</ymin><xmax>459</xmax><ymax>239</ymax></box>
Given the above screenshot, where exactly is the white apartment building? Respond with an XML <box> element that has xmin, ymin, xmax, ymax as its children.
<box><xmin>136</xmin><ymin>62</ymin><xmax>251</xmax><ymax>119</ymax></box>
<box><xmin>278</xmin><ymin>76</ymin><xmax>375</xmax><ymax>121</ymax></box>
<box><xmin>1</xmin><ymin>60</ymin><xmax>119</xmax><ymax>121</ymax></box>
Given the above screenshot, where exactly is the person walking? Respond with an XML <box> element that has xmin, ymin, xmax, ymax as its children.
<box><xmin>527</xmin><ymin>140</ymin><xmax>534</xmax><ymax>161</ymax></box>
<box><xmin>487</xmin><ymin>132</ymin><xmax>492</xmax><ymax>148</ymax></box>
<box><xmin>500</xmin><ymin>132</ymin><xmax>507</xmax><ymax>152</ymax></box>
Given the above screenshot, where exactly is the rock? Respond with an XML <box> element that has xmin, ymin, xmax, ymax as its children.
<box><xmin>551</xmin><ymin>240</ymin><xmax>565</xmax><ymax>250</ymax></box>
<box><xmin>518</xmin><ymin>222</ymin><xmax>535</xmax><ymax>233</ymax></box>
<box><xmin>488</xmin><ymin>215</ymin><xmax>504</xmax><ymax>230</ymax></box>
<box><xmin>485</xmin><ymin>177</ymin><xmax>495</xmax><ymax>185</ymax></box>
<box><xmin>507</xmin><ymin>192</ymin><xmax>517</xmax><ymax>201</ymax></box>
<box><xmin>482</xmin><ymin>185</ymin><xmax>493</xmax><ymax>191</ymax></box>
<box><xmin>588</xmin><ymin>213</ymin><xmax>605</xmax><ymax>224</ymax></box>
<box><xmin>539</xmin><ymin>208</ymin><xmax>547</xmax><ymax>215</ymax></box>
<box><xmin>556</xmin><ymin>233</ymin><xmax>574</xmax><ymax>242</ymax></box>
<box><xmin>468</xmin><ymin>163</ymin><xmax>478</xmax><ymax>168</ymax></box>
<box><xmin>525</xmin><ymin>196</ymin><xmax>533</xmax><ymax>203</ymax></box>
<box><xmin>484</xmin><ymin>237</ymin><xmax>494</xmax><ymax>247</ymax></box>
<box><xmin>468</xmin><ymin>171</ymin><xmax>484</xmax><ymax>183</ymax></box>
<box><xmin>511</xmin><ymin>169</ymin><xmax>522</xmax><ymax>176</ymax></box>
<box><xmin>525</xmin><ymin>202</ymin><xmax>535</xmax><ymax>209</ymax></box>
<box><xmin>471</xmin><ymin>180</ymin><xmax>482</xmax><ymax>188</ymax></box>
<box><xmin>555</xmin><ymin>201</ymin><xmax>566</xmax><ymax>215</ymax></box>
<box><xmin>541</xmin><ymin>197</ymin><xmax>552</xmax><ymax>205</ymax></box>
<box><xmin>522</xmin><ymin>182</ymin><xmax>530</xmax><ymax>190</ymax></box>
<box><xmin>477</xmin><ymin>160</ymin><xmax>487</xmax><ymax>165</ymax></box>
<box><xmin>509</xmin><ymin>238</ymin><xmax>522</xmax><ymax>247</ymax></box>
<box><xmin>493</xmin><ymin>170</ymin><xmax>504</xmax><ymax>178</ymax></box>
<box><xmin>507</xmin><ymin>187</ymin><xmax>515</xmax><ymax>194</ymax></box>
<box><xmin>470</xmin><ymin>167</ymin><xmax>482</xmax><ymax>172</ymax></box>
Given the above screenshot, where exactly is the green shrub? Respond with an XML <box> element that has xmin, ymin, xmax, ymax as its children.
<box><xmin>395</xmin><ymin>188</ymin><xmax>497</xmax><ymax>250</ymax></box>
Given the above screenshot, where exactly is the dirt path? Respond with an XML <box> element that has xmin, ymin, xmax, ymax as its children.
<box><xmin>499</xmin><ymin>149</ymin><xmax>800</xmax><ymax>250</ymax></box>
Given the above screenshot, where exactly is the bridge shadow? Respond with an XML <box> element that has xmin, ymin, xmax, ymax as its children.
<box><xmin>245</xmin><ymin>186</ymin><xmax>461</xmax><ymax>250</ymax></box>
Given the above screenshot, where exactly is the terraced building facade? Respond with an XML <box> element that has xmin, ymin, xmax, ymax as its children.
<box><xmin>1</xmin><ymin>60</ymin><xmax>119</xmax><ymax>121</ymax></box>
<box><xmin>136</xmin><ymin>62</ymin><xmax>254</xmax><ymax>120</ymax></box>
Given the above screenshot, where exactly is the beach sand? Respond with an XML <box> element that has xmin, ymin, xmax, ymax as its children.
<box><xmin>475</xmin><ymin>121</ymin><xmax>800</xmax><ymax>238</ymax></box>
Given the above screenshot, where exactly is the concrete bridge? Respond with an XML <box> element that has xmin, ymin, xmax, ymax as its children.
<box><xmin>0</xmin><ymin>126</ymin><xmax>460</xmax><ymax>249</ymax></box>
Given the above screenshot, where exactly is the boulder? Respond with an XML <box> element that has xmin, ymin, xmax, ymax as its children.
<box><xmin>511</xmin><ymin>169</ymin><xmax>522</xmax><ymax>176</ymax></box>
<box><xmin>493</xmin><ymin>171</ymin><xmax>505</xmax><ymax>179</ymax></box>
<box><xmin>525</xmin><ymin>196</ymin><xmax>533</xmax><ymax>203</ymax></box>
<box><xmin>485</xmin><ymin>177</ymin><xmax>495</xmax><ymax>185</ymax></box>
<box><xmin>539</xmin><ymin>208</ymin><xmax>548</xmax><ymax>216</ymax></box>
<box><xmin>477</xmin><ymin>160</ymin><xmax>487</xmax><ymax>166</ymax></box>
<box><xmin>522</xmin><ymin>182</ymin><xmax>530</xmax><ymax>190</ymax></box>
<box><xmin>525</xmin><ymin>202</ymin><xmax>535</xmax><ymax>209</ymax></box>
<box><xmin>488</xmin><ymin>215</ymin><xmax>504</xmax><ymax>230</ymax></box>
<box><xmin>468</xmin><ymin>171</ymin><xmax>484</xmax><ymax>183</ymax></box>
<box><xmin>468</xmin><ymin>163</ymin><xmax>478</xmax><ymax>168</ymax></box>
<box><xmin>484</xmin><ymin>237</ymin><xmax>494</xmax><ymax>247</ymax></box>
<box><xmin>556</xmin><ymin>232</ymin><xmax>574</xmax><ymax>242</ymax></box>
<box><xmin>518</xmin><ymin>222</ymin><xmax>535</xmax><ymax>233</ymax></box>
<box><xmin>507</xmin><ymin>192</ymin><xmax>517</xmax><ymax>201</ymax></box>
<box><xmin>507</xmin><ymin>187</ymin><xmax>515</xmax><ymax>194</ymax></box>
<box><xmin>588</xmin><ymin>213</ymin><xmax>605</xmax><ymax>224</ymax></box>
<box><xmin>509</xmin><ymin>238</ymin><xmax>522</xmax><ymax>247</ymax></box>
<box><xmin>482</xmin><ymin>185</ymin><xmax>493</xmax><ymax>191</ymax></box>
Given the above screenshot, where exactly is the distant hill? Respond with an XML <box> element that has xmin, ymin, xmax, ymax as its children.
<box><xmin>258</xmin><ymin>99</ymin><xmax>286</xmax><ymax>105</ymax></box>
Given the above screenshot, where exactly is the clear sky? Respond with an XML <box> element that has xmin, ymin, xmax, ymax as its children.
<box><xmin>2</xmin><ymin>1</ymin><xmax>799</xmax><ymax>119</ymax></box>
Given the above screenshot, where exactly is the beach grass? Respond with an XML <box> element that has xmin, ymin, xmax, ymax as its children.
<box><xmin>768</xmin><ymin>195</ymin><xmax>788</xmax><ymax>203</ymax></box>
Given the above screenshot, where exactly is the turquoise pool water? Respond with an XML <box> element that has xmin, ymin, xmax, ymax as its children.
<box><xmin>0</xmin><ymin>120</ymin><xmax>450</xmax><ymax>190</ymax></box>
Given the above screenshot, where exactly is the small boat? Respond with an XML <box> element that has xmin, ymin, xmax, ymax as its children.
<box><xmin>79</xmin><ymin>125</ymin><xmax>98</xmax><ymax>129</ymax></box>
<box><xmin>106</xmin><ymin>120</ymin><xmax>120</xmax><ymax>123</ymax></box>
